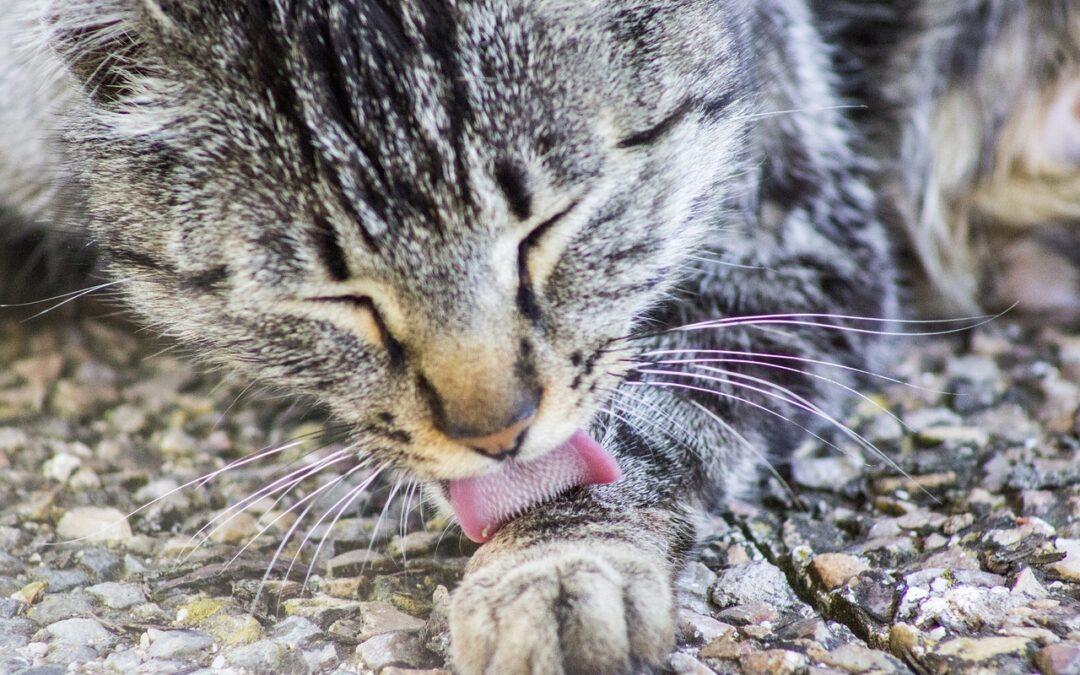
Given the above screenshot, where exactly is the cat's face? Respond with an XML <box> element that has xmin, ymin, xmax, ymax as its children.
<box><xmin>54</xmin><ymin>0</ymin><xmax>748</xmax><ymax>480</ymax></box>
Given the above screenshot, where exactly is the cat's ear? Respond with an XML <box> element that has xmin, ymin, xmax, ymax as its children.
<box><xmin>42</xmin><ymin>0</ymin><xmax>189</xmax><ymax>105</ymax></box>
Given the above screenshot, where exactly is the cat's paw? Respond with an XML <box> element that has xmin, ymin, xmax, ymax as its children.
<box><xmin>449</xmin><ymin>543</ymin><xmax>674</xmax><ymax>675</ymax></box>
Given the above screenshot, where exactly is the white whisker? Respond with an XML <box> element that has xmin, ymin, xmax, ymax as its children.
<box><xmin>293</xmin><ymin>463</ymin><xmax>389</xmax><ymax>596</ymax></box>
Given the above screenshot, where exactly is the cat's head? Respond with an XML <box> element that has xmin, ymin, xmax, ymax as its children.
<box><xmin>46</xmin><ymin>0</ymin><xmax>750</xmax><ymax>480</ymax></box>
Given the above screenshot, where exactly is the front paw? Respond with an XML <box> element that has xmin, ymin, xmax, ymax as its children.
<box><xmin>449</xmin><ymin>543</ymin><xmax>675</xmax><ymax>675</ymax></box>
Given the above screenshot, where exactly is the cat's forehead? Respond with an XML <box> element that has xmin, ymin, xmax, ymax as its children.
<box><xmin>267</xmin><ymin>2</ymin><xmax>605</xmax><ymax>239</ymax></box>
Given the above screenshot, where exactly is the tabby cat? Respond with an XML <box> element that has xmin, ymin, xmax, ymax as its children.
<box><xmin>1</xmin><ymin>1</ymin><xmax>1074</xmax><ymax>673</ymax></box>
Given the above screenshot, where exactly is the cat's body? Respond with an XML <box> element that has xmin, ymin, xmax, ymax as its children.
<box><xmin>815</xmin><ymin>1</ymin><xmax>1080</xmax><ymax>321</ymax></box>
<box><xmin>0</xmin><ymin>1</ymin><xmax>1074</xmax><ymax>674</ymax></box>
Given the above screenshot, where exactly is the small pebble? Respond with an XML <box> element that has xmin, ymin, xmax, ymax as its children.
<box><xmin>145</xmin><ymin>629</ymin><xmax>214</xmax><ymax>660</ymax></box>
<box><xmin>87</xmin><ymin>582</ymin><xmax>145</xmax><ymax>609</ymax></box>
<box><xmin>55</xmin><ymin>507</ymin><xmax>133</xmax><ymax>543</ymax></box>
<box><xmin>810</xmin><ymin>553</ymin><xmax>869</xmax><ymax>591</ymax></box>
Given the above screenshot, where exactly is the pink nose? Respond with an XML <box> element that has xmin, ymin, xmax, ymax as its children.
<box><xmin>456</xmin><ymin>412</ymin><xmax>536</xmax><ymax>459</ymax></box>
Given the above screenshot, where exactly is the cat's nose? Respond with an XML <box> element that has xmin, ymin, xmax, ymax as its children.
<box><xmin>440</xmin><ymin>393</ymin><xmax>540</xmax><ymax>460</ymax></box>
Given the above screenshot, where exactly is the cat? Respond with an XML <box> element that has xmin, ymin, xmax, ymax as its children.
<box><xmin>814</xmin><ymin>1</ymin><xmax>1080</xmax><ymax>322</ymax></box>
<box><xmin>8</xmin><ymin>1</ymin><xmax>1070</xmax><ymax>674</ymax></box>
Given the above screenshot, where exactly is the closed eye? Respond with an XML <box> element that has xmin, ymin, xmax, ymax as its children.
<box><xmin>517</xmin><ymin>201</ymin><xmax>580</xmax><ymax>322</ymax></box>
<box><xmin>308</xmin><ymin>295</ymin><xmax>404</xmax><ymax>365</ymax></box>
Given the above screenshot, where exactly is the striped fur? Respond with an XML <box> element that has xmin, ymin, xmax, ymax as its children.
<box><xmin>0</xmin><ymin>1</ymin><xmax>916</xmax><ymax>672</ymax></box>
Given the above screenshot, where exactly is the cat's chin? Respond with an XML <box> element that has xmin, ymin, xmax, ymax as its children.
<box><xmin>446</xmin><ymin>431</ymin><xmax>621</xmax><ymax>543</ymax></box>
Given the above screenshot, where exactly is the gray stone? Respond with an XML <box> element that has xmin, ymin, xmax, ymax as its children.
<box><xmin>678</xmin><ymin>610</ymin><xmax>735</xmax><ymax>645</ymax></box>
<box><xmin>108</xmin><ymin>404</ymin><xmax>147</xmax><ymax>433</ymax></box>
<box><xmin>821</xmin><ymin>643</ymin><xmax>902</xmax><ymax>673</ymax></box>
<box><xmin>0</xmin><ymin>617</ymin><xmax>34</xmax><ymax>648</ymax></box>
<box><xmin>0</xmin><ymin>526</ymin><xmax>30</xmax><ymax>551</ymax></box>
<box><xmin>76</xmin><ymin>548</ymin><xmax>123</xmax><ymax>581</ymax></box>
<box><xmin>710</xmin><ymin>561</ymin><xmax>800</xmax><ymax>611</ymax></box>
<box><xmin>33</xmin><ymin>567</ymin><xmax>90</xmax><ymax>593</ymax></box>
<box><xmin>55</xmin><ymin>506</ymin><xmax>133</xmax><ymax>543</ymax></box>
<box><xmin>48</xmin><ymin>642</ymin><xmax>100</xmax><ymax>668</ymax></box>
<box><xmin>386</xmin><ymin>531</ymin><xmax>441</xmax><ymax>558</ymax></box>
<box><xmin>283</xmin><ymin>596</ymin><xmax>364</xmax><ymax>629</ymax></box>
<box><xmin>145</xmin><ymin>629</ymin><xmax>214</xmax><ymax>660</ymax></box>
<box><xmin>135</xmin><ymin>659</ymin><xmax>193</xmax><ymax>674</ymax></box>
<box><xmin>0</xmin><ymin>655</ymin><xmax>32</xmax><ymax>673</ymax></box>
<box><xmin>86</xmin><ymin>582</ymin><xmax>145</xmax><ymax>609</ymax></box>
<box><xmin>40</xmin><ymin>652</ymin><xmax>87</xmax><ymax>669</ymax></box>
<box><xmin>327</xmin><ymin>548</ymin><xmax>389</xmax><ymax>577</ymax></box>
<box><xmin>715</xmin><ymin>603</ymin><xmax>780</xmax><ymax>626</ymax></box>
<box><xmin>970</xmin><ymin>404</ymin><xmax>1041</xmax><ymax>444</ymax></box>
<box><xmin>267</xmin><ymin>615</ymin><xmax>323</xmax><ymax>648</ymax></box>
<box><xmin>45</xmin><ymin>618</ymin><xmax>117</xmax><ymax>648</ymax></box>
<box><xmin>0</xmin><ymin>552</ymin><xmax>24</xmax><ymax>575</ymax></box>
<box><xmin>354</xmin><ymin>601</ymin><xmax>426</xmax><ymax>642</ymax></box>
<box><xmin>27</xmin><ymin>592</ymin><xmax>95</xmax><ymax>625</ymax></box>
<box><xmin>903</xmin><ymin>407</ymin><xmax>962</xmax><ymax>432</ymax></box>
<box><xmin>0</xmin><ymin>598</ymin><xmax>23</xmax><ymax>619</ymax></box>
<box><xmin>946</xmin><ymin>355</ymin><xmax>1002</xmax><ymax>388</ymax></box>
<box><xmin>792</xmin><ymin>455</ymin><xmax>862</xmax><ymax>490</ymax></box>
<box><xmin>222</xmin><ymin>639</ymin><xmax>304</xmax><ymax>672</ymax></box>
<box><xmin>355</xmin><ymin>632</ymin><xmax>437</xmax><ymax>672</ymax></box>
<box><xmin>677</xmin><ymin>562</ymin><xmax>718</xmax><ymax>615</ymax></box>
<box><xmin>1009</xmin><ymin>458</ymin><xmax>1080</xmax><ymax>491</ymax></box>
<box><xmin>0</xmin><ymin>427</ymin><xmax>30</xmax><ymax>451</ymax></box>
<box><xmin>669</xmin><ymin>652</ymin><xmax>715</xmax><ymax>675</ymax></box>
<box><xmin>103</xmin><ymin>648</ymin><xmax>148</xmax><ymax>671</ymax></box>
<box><xmin>301</xmin><ymin>643</ymin><xmax>340</xmax><ymax>673</ymax></box>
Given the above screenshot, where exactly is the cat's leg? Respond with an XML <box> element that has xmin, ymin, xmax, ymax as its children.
<box><xmin>449</xmin><ymin>459</ymin><xmax>693</xmax><ymax>675</ymax></box>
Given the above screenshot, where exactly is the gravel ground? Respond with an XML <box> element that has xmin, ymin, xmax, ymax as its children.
<box><xmin>1</xmin><ymin>306</ymin><xmax>1079</xmax><ymax>675</ymax></box>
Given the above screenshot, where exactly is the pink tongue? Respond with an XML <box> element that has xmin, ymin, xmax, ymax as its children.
<box><xmin>449</xmin><ymin>430</ymin><xmax>621</xmax><ymax>543</ymax></box>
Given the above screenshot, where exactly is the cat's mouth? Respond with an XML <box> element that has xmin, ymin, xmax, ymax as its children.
<box><xmin>447</xmin><ymin>430</ymin><xmax>621</xmax><ymax>543</ymax></box>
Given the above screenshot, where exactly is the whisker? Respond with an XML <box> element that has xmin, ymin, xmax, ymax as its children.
<box><xmin>363</xmin><ymin>478</ymin><xmax>404</xmax><ymax>573</ymax></box>
<box><xmin>192</xmin><ymin>431</ymin><xmax>329</xmax><ymax>490</ymax></box>
<box><xmin>657</xmin><ymin>306</ymin><xmax>1012</xmax><ymax>335</ymax></box>
<box><xmin>16</xmin><ymin>278</ymin><xmax>136</xmax><ymax>321</ymax></box>
<box><xmin>685</xmin><ymin>399</ymin><xmax>802</xmax><ymax>507</ymax></box>
<box><xmin>231</xmin><ymin>461</ymin><xmax>366</xmax><ymax>572</ymax></box>
<box><xmin>0</xmin><ymin>278</ymin><xmax>131</xmax><ymax>309</ymax></box>
<box><xmin>213</xmin><ymin>379</ymin><xmax>259</xmax><ymax>430</ymax></box>
<box><xmin>636</xmin><ymin>348</ymin><xmax>953</xmax><ymax>394</ymax></box>
<box><xmin>637</xmin><ymin>367</ymin><xmax>934</xmax><ymax>501</ymax></box>
<box><xmin>49</xmin><ymin>433</ymin><xmax>329</xmax><ymax>548</ymax></box>
<box><xmin>675</xmin><ymin>317</ymin><xmax>995</xmax><ymax>338</ymax></box>
<box><xmin>255</xmin><ymin>462</ymin><xmax>374</xmax><ymax>610</ymax></box>
<box><xmin>605</xmin><ymin>388</ymin><xmax>699</xmax><ymax>455</ymax></box>
<box><xmin>730</xmin><ymin>103</ymin><xmax>869</xmax><ymax>122</ymax></box>
<box><xmin>294</xmin><ymin>463</ymin><xmax>389</xmax><ymax>596</ymax></box>
<box><xmin>628</xmin><ymin>379</ymin><xmax>849</xmax><ymax>463</ymax></box>
<box><xmin>637</xmin><ymin>357</ymin><xmax>912</xmax><ymax>435</ymax></box>
<box><xmin>635</xmin><ymin>367</ymin><xmax>867</xmax><ymax>462</ymax></box>
<box><xmin>683</xmin><ymin>254</ymin><xmax>770</xmax><ymax>271</ymax></box>
<box><xmin>180</xmin><ymin>450</ymin><xmax>351</xmax><ymax>564</ymax></box>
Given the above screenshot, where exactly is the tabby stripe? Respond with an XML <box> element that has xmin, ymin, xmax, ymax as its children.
<box><xmin>247</xmin><ymin>0</ymin><xmax>319</xmax><ymax>179</ymax></box>
<box><xmin>701</xmin><ymin>90</ymin><xmax>738</xmax><ymax>118</ymax></box>
<box><xmin>109</xmin><ymin>248</ymin><xmax>172</xmax><ymax>274</ymax></box>
<box><xmin>298</xmin><ymin>4</ymin><xmax>384</xmax><ymax>250</ymax></box>
<box><xmin>617</xmin><ymin>99</ymin><xmax>694</xmax><ymax>148</ymax></box>
<box><xmin>180</xmin><ymin>265</ymin><xmax>230</xmax><ymax>293</ymax></box>
<box><xmin>417</xmin><ymin>1</ymin><xmax>474</xmax><ymax>208</ymax></box>
<box><xmin>517</xmin><ymin>201</ymin><xmax>579</xmax><ymax>323</ymax></box>
<box><xmin>494</xmin><ymin>159</ymin><xmax>533</xmax><ymax>221</ymax></box>
<box><xmin>311</xmin><ymin>214</ymin><xmax>351</xmax><ymax>281</ymax></box>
